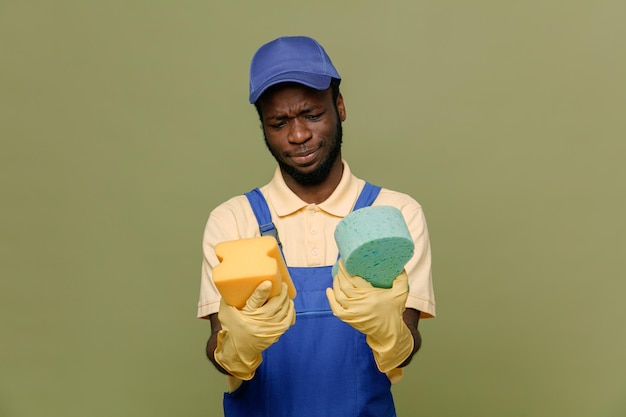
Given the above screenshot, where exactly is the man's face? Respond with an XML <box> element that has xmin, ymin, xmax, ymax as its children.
<box><xmin>258</xmin><ymin>83</ymin><xmax>346</xmax><ymax>186</ymax></box>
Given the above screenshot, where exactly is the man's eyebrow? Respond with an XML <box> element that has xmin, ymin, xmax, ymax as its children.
<box><xmin>267</xmin><ymin>106</ymin><xmax>323</xmax><ymax>121</ymax></box>
<box><xmin>266</xmin><ymin>113</ymin><xmax>287</xmax><ymax>121</ymax></box>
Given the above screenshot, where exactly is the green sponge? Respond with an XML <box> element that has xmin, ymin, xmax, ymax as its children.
<box><xmin>333</xmin><ymin>206</ymin><xmax>414</xmax><ymax>288</ymax></box>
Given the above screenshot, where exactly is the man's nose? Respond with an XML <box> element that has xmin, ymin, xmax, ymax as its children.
<box><xmin>288</xmin><ymin>119</ymin><xmax>312</xmax><ymax>144</ymax></box>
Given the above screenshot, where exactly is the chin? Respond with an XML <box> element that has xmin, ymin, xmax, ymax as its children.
<box><xmin>282</xmin><ymin>155</ymin><xmax>338</xmax><ymax>186</ymax></box>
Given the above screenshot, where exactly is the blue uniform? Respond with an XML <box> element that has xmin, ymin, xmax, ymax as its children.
<box><xmin>223</xmin><ymin>183</ymin><xmax>396</xmax><ymax>417</ymax></box>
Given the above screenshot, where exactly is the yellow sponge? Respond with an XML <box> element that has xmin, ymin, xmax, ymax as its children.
<box><xmin>214</xmin><ymin>236</ymin><xmax>296</xmax><ymax>309</ymax></box>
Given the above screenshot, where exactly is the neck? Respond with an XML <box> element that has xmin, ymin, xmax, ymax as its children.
<box><xmin>281</xmin><ymin>158</ymin><xmax>344</xmax><ymax>204</ymax></box>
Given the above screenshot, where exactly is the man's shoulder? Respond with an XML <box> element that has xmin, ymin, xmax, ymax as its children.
<box><xmin>204</xmin><ymin>191</ymin><xmax>261</xmax><ymax>240</ymax></box>
<box><xmin>209</xmin><ymin>193</ymin><xmax>254</xmax><ymax>219</ymax></box>
<box><xmin>375</xmin><ymin>186</ymin><xmax>423</xmax><ymax>211</ymax></box>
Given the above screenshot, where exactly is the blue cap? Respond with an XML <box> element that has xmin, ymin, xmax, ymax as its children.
<box><xmin>249</xmin><ymin>36</ymin><xmax>341</xmax><ymax>104</ymax></box>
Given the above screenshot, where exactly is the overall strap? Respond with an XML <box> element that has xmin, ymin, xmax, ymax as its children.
<box><xmin>353</xmin><ymin>182</ymin><xmax>382</xmax><ymax>211</ymax></box>
<box><xmin>244</xmin><ymin>188</ymin><xmax>281</xmax><ymax>247</ymax></box>
<box><xmin>332</xmin><ymin>182</ymin><xmax>382</xmax><ymax>264</ymax></box>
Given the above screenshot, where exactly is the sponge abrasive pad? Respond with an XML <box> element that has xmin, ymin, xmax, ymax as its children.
<box><xmin>214</xmin><ymin>236</ymin><xmax>296</xmax><ymax>309</ymax></box>
<box><xmin>334</xmin><ymin>206</ymin><xmax>414</xmax><ymax>288</ymax></box>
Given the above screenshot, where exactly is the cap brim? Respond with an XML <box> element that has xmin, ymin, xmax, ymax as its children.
<box><xmin>249</xmin><ymin>72</ymin><xmax>332</xmax><ymax>104</ymax></box>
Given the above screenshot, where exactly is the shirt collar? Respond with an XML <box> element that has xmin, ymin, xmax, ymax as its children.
<box><xmin>266</xmin><ymin>160</ymin><xmax>361</xmax><ymax>218</ymax></box>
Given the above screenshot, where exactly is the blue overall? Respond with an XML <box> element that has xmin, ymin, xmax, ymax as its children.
<box><xmin>223</xmin><ymin>183</ymin><xmax>397</xmax><ymax>417</ymax></box>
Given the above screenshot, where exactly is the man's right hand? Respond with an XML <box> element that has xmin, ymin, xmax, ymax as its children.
<box><xmin>214</xmin><ymin>280</ymin><xmax>296</xmax><ymax>380</ymax></box>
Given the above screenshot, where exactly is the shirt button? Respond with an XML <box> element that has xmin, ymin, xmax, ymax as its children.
<box><xmin>311</xmin><ymin>227</ymin><xmax>317</xmax><ymax>234</ymax></box>
<box><xmin>312</xmin><ymin>248</ymin><xmax>319</xmax><ymax>256</ymax></box>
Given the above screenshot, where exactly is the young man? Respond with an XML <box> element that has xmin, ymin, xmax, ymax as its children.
<box><xmin>198</xmin><ymin>36</ymin><xmax>436</xmax><ymax>417</ymax></box>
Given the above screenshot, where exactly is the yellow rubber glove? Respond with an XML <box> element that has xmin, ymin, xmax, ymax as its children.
<box><xmin>326</xmin><ymin>260</ymin><xmax>414</xmax><ymax>373</ymax></box>
<box><xmin>215</xmin><ymin>280</ymin><xmax>296</xmax><ymax>380</ymax></box>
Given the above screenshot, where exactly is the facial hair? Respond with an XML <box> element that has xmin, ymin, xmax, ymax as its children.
<box><xmin>264</xmin><ymin>117</ymin><xmax>343</xmax><ymax>186</ymax></box>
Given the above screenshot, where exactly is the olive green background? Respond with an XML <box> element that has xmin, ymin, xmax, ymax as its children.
<box><xmin>1</xmin><ymin>1</ymin><xmax>625</xmax><ymax>416</ymax></box>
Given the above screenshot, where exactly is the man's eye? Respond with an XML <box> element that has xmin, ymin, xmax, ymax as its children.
<box><xmin>307</xmin><ymin>113</ymin><xmax>322</xmax><ymax>121</ymax></box>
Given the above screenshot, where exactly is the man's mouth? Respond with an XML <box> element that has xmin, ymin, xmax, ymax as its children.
<box><xmin>290</xmin><ymin>149</ymin><xmax>318</xmax><ymax>165</ymax></box>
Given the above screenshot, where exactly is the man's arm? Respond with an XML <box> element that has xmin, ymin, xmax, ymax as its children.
<box><xmin>206</xmin><ymin>313</ymin><xmax>229</xmax><ymax>375</ymax></box>
<box><xmin>398</xmin><ymin>308</ymin><xmax>422</xmax><ymax>368</ymax></box>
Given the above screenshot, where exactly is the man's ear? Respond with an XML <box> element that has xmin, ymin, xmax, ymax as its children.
<box><xmin>336</xmin><ymin>93</ymin><xmax>346</xmax><ymax>122</ymax></box>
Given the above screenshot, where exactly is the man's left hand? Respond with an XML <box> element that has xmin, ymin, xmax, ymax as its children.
<box><xmin>326</xmin><ymin>260</ymin><xmax>414</xmax><ymax>373</ymax></box>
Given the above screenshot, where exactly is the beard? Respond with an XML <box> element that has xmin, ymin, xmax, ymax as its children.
<box><xmin>264</xmin><ymin>117</ymin><xmax>343</xmax><ymax>186</ymax></box>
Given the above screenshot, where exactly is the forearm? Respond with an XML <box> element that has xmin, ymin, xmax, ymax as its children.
<box><xmin>398</xmin><ymin>308</ymin><xmax>422</xmax><ymax>368</ymax></box>
<box><xmin>205</xmin><ymin>313</ymin><xmax>230</xmax><ymax>375</ymax></box>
